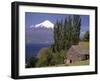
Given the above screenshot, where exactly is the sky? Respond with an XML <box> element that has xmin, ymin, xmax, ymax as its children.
<box><xmin>25</xmin><ymin>12</ymin><xmax>89</xmax><ymax>33</ymax></box>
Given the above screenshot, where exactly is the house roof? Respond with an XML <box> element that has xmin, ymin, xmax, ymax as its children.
<box><xmin>71</xmin><ymin>42</ymin><xmax>89</xmax><ymax>55</ymax></box>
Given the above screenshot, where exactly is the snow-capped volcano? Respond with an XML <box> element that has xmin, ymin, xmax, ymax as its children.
<box><xmin>27</xmin><ymin>20</ymin><xmax>54</xmax><ymax>44</ymax></box>
<box><xmin>34</xmin><ymin>20</ymin><xmax>54</xmax><ymax>29</ymax></box>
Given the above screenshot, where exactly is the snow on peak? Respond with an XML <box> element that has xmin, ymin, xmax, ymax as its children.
<box><xmin>35</xmin><ymin>20</ymin><xmax>54</xmax><ymax>29</ymax></box>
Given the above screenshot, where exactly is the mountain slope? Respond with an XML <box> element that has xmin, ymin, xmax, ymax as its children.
<box><xmin>34</xmin><ymin>20</ymin><xmax>54</xmax><ymax>29</ymax></box>
<box><xmin>26</xmin><ymin>20</ymin><xmax>54</xmax><ymax>44</ymax></box>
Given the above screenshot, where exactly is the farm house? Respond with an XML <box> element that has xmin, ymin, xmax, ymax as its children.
<box><xmin>64</xmin><ymin>43</ymin><xmax>89</xmax><ymax>64</ymax></box>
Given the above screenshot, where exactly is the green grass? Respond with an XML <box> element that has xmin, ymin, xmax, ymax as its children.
<box><xmin>79</xmin><ymin>41</ymin><xmax>89</xmax><ymax>49</ymax></box>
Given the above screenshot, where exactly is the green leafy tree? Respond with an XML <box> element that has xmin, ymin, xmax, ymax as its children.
<box><xmin>52</xmin><ymin>20</ymin><xmax>63</xmax><ymax>52</ymax></box>
<box><xmin>53</xmin><ymin>15</ymin><xmax>81</xmax><ymax>51</ymax></box>
<box><xmin>83</xmin><ymin>31</ymin><xmax>89</xmax><ymax>41</ymax></box>
<box><xmin>72</xmin><ymin>15</ymin><xmax>81</xmax><ymax>44</ymax></box>
<box><xmin>36</xmin><ymin>48</ymin><xmax>53</xmax><ymax>67</ymax></box>
<box><xmin>63</xmin><ymin>16</ymin><xmax>73</xmax><ymax>50</ymax></box>
<box><xmin>50</xmin><ymin>50</ymin><xmax>66</xmax><ymax>65</ymax></box>
<box><xmin>26</xmin><ymin>56</ymin><xmax>38</xmax><ymax>68</ymax></box>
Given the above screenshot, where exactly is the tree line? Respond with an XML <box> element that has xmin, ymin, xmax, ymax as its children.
<box><xmin>52</xmin><ymin>15</ymin><xmax>81</xmax><ymax>53</ymax></box>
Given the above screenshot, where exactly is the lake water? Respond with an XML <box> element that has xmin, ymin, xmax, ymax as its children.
<box><xmin>25</xmin><ymin>44</ymin><xmax>50</xmax><ymax>63</ymax></box>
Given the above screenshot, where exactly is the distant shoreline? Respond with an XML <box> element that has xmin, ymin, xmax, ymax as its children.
<box><xmin>25</xmin><ymin>43</ymin><xmax>51</xmax><ymax>63</ymax></box>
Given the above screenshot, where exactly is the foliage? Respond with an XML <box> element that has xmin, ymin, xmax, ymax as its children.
<box><xmin>53</xmin><ymin>20</ymin><xmax>63</xmax><ymax>52</ymax></box>
<box><xmin>36</xmin><ymin>48</ymin><xmax>66</xmax><ymax>67</ymax></box>
<box><xmin>52</xmin><ymin>15</ymin><xmax>81</xmax><ymax>52</ymax></box>
<box><xmin>50</xmin><ymin>50</ymin><xmax>66</xmax><ymax>65</ymax></box>
<box><xmin>83</xmin><ymin>31</ymin><xmax>89</xmax><ymax>41</ymax></box>
<box><xmin>63</xmin><ymin>16</ymin><xmax>73</xmax><ymax>50</ymax></box>
<box><xmin>72</xmin><ymin>15</ymin><xmax>81</xmax><ymax>44</ymax></box>
<box><xmin>36</xmin><ymin>48</ymin><xmax>53</xmax><ymax>67</ymax></box>
<box><xmin>26</xmin><ymin>56</ymin><xmax>38</xmax><ymax>68</ymax></box>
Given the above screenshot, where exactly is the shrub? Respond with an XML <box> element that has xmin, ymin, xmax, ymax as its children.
<box><xmin>36</xmin><ymin>48</ymin><xmax>66</xmax><ymax>67</ymax></box>
<box><xmin>26</xmin><ymin>56</ymin><xmax>38</xmax><ymax>68</ymax></box>
<box><xmin>36</xmin><ymin>48</ymin><xmax>53</xmax><ymax>67</ymax></box>
<box><xmin>51</xmin><ymin>50</ymin><xmax>66</xmax><ymax>65</ymax></box>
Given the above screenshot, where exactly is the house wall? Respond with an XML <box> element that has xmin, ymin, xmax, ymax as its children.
<box><xmin>65</xmin><ymin>47</ymin><xmax>89</xmax><ymax>64</ymax></box>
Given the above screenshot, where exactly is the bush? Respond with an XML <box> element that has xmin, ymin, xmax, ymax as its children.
<box><xmin>36</xmin><ymin>48</ymin><xmax>66</xmax><ymax>67</ymax></box>
<box><xmin>36</xmin><ymin>48</ymin><xmax>53</xmax><ymax>67</ymax></box>
<box><xmin>26</xmin><ymin>56</ymin><xmax>38</xmax><ymax>68</ymax></box>
<box><xmin>51</xmin><ymin>50</ymin><xmax>66</xmax><ymax>65</ymax></box>
<box><xmin>83</xmin><ymin>31</ymin><xmax>89</xmax><ymax>41</ymax></box>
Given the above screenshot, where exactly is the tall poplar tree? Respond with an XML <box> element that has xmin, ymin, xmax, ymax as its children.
<box><xmin>63</xmin><ymin>16</ymin><xmax>73</xmax><ymax>50</ymax></box>
<box><xmin>52</xmin><ymin>15</ymin><xmax>81</xmax><ymax>52</ymax></box>
<box><xmin>72</xmin><ymin>15</ymin><xmax>81</xmax><ymax>45</ymax></box>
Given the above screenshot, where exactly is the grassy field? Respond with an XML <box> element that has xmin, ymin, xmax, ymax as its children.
<box><xmin>79</xmin><ymin>41</ymin><xmax>89</xmax><ymax>49</ymax></box>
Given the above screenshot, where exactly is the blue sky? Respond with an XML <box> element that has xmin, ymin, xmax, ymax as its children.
<box><xmin>25</xmin><ymin>12</ymin><xmax>89</xmax><ymax>33</ymax></box>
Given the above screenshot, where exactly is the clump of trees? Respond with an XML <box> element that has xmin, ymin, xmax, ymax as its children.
<box><xmin>52</xmin><ymin>15</ymin><xmax>81</xmax><ymax>52</ymax></box>
<box><xmin>82</xmin><ymin>31</ymin><xmax>89</xmax><ymax>41</ymax></box>
<box><xmin>26</xmin><ymin>56</ymin><xmax>38</xmax><ymax>68</ymax></box>
<box><xmin>36</xmin><ymin>48</ymin><xmax>66</xmax><ymax>67</ymax></box>
<box><xmin>36</xmin><ymin>48</ymin><xmax>53</xmax><ymax>67</ymax></box>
